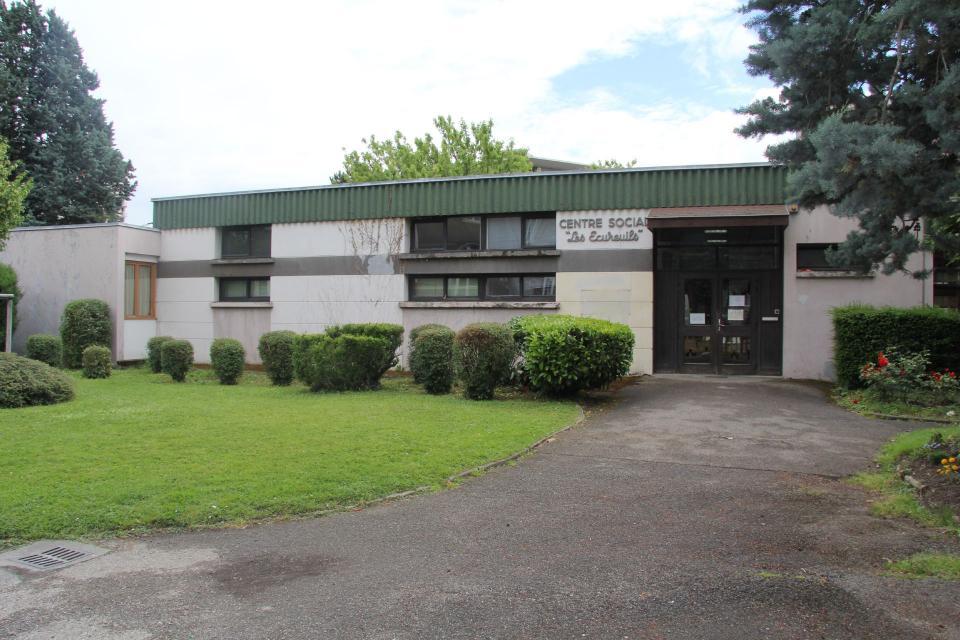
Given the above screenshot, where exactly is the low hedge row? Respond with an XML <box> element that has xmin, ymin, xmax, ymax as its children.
<box><xmin>26</xmin><ymin>334</ymin><xmax>62</xmax><ymax>367</ymax></box>
<box><xmin>0</xmin><ymin>352</ymin><xmax>75</xmax><ymax>408</ymax></box>
<box><xmin>293</xmin><ymin>324</ymin><xmax>403</xmax><ymax>391</ymax></box>
<box><xmin>832</xmin><ymin>305</ymin><xmax>960</xmax><ymax>388</ymax></box>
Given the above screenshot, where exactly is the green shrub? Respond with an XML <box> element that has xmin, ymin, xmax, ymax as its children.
<box><xmin>81</xmin><ymin>345</ymin><xmax>112</xmax><ymax>379</ymax></box>
<box><xmin>60</xmin><ymin>298</ymin><xmax>112</xmax><ymax>368</ymax></box>
<box><xmin>294</xmin><ymin>332</ymin><xmax>392</xmax><ymax>391</ymax></box>
<box><xmin>409</xmin><ymin>323</ymin><xmax>446</xmax><ymax>382</ymax></box>
<box><xmin>327</xmin><ymin>323</ymin><xmax>403</xmax><ymax>378</ymax></box>
<box><xmin>832</xmin><ymin>305</ymin><xmax>960</xmax><ymax>388</ymax></box>
<box><xmin>509</xmin><ymin>314</ymin><xmax>635</xmax><ymax>396</ymax></box>
<box><xmin>454</xmin><ymin>323</ymin><xmax>515</xmax><ymax>400</ymax></box>
<box><xmin>0</xmin><ymin>262</ymin><xmax>21</xmax><ymax>348</ymax></box>
<box><xmin>0</xmin><ymin>352</ymin><xmax>74</xmax><ymax>408</ymax></box>
<box><xmin>26</xmin><ymin>334</ymin><xmax>62</xmax><ymax>367</ymax></box>
<box><xmin>210</xmin><ymin>338</ymin><xmax>245</xmax><ymax>385</ymax></box>
<box><xmin>146</xmin><ymin>336</ymin><xmax>173</xmax><ymax>373</ymax></box>
<box><xmin>410</xmin><ymin>326</ymin><xmax>455</xmax><ymax>394</ymax></box>
<box><xmin>258</xmin><ymin>330</ymin><xmax>296</xmax><ymax>385</ymax></box>
<box><xmin>160</xmin><ymin>339</ymin><xmax>194</xmax><ymax>382</ymax></box>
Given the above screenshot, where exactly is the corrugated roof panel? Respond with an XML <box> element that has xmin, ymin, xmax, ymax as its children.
<box><xmin>152</xmin><ymin>163</ymin><xmax>788</xmax><ymax>229</ymax></box>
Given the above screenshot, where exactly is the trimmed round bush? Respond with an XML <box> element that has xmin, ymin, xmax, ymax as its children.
<box><xmin>146</xmin><ymin>336</ymin><xmax>174</xmax><ymax>373</ymax></box>
<box><xmin>509</xmin><ymin>314</ymin><xmax>634</xmax><ymax>396</ymax></box>
<box><xmin>0</xmin><ymin>352</ymin><xmax>75</xmax><ymax>408</ymax></box>
<box><xmin>26</xmin><ymin>334</ymin><xmax>62</xmax><ymax>367</ymax></box>
<box><xmin>60</xmin><ymin>299</ymin><xmax>112</xmax><ymax>368</ymax></box>
<box><xmin>258</xmin><ymin>330</ymin><xmax>296</xmax><ymax>385</ymax></box>
<box><xmin>410</xmin><ymin>326</ymin><xmax>455</xmax><ymax>394</ymax></box>
<box><xmin>408</xmin><ymin>323</ymin><xmax>446</xmax><ymax>382</ymax></box>
<box><xmin>161</xmin><ymin>339</ymin><xmax>194</xmax><ymax>382</ymax></box>
<box><xmin>327</xmin><ymin>323</ymin><xmax>403</xmax><ymax>379</ymax></box>
<box><xmin>210</xmin><ymin>338</ymin><xmax>245</xmax><ymax>385</ymax></box>
<box><xmin>294</xmin><ymin>332</ymin><xmax>393</xmax><ymax>391</ymax></box>
<box><xmin>454</xmin><ymin>323</ymin><xmax>515</xmax><ymax>400</ymax></box>
<box><xmin>81</xmin><ymin>345</ymin><xmax>112</xmax><ymax>379</ymax></box>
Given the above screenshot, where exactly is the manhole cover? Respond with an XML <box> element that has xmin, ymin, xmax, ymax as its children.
<box><xmin>0</xmin><ymin>540</ymin><xmax>108</xmax><ymax>572</ymax></box>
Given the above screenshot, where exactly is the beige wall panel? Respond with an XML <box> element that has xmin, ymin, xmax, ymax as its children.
<box><xmin>213</xmin><ymin>308</ymin><xmax>272</xmax><ymax>364</ymax></box>
<box><xmin>160</xmin><ymin>228</ymin><xmax>216</xmax><ymax>261</ymax></box>
<box><xmin>272</xmin><ymin>220</ymin><xmax>406</xmax><ymax>258</ymax></box>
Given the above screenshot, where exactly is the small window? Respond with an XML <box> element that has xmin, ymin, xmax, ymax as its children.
<box><xmin>221</xmin><ymin>225</ymin><xmax>271</xmax><ymax>258</ymax></box>
<box><xmin>523</xmin><ymin>215</ymin><xmax>556</xmax><ymax>248</ymax></box>
<box><xmin>486</xmin><ymin>276</ymin><xmax>521</xmax><ymax>298</ymax></box>
<box><xmin>219</xmin><ymin>277</ymin><xmax>270</xmax><ymax>302</ymax></box>
<box><xmin>796</xmin><ymin>243</ymin><xmax>858</xmax><ymax>271</ymax></box>
<box><xmin>487</xmin><ymin>217</ymin><xmax>523</xmax><ymax>250</ymax></box>
<box><xmin>124</xmin><ymin>261</ymin><xmax>156</xmax><ymax>319</ymax></box>
<box><xmin>523</xmin><ymin>275</ymin><xmax>556</xmax><ymax>298</ymax></box>
<box><xmin>934</xmin><ymin>252</ymin><xmax>960</xmax><ymax>310</ymax></box>
<box><xmin>413</xmin><ymin>221</ymin><xmax>445</xmax><ymax>251</ymax></box>
<box><xmin>446</xmin><ymin>277</ymin><xmax>480</xmax><ymax>298</ymax></box>
<box><xmin>446</xmin><ymin>217</ymin><xmax>482</xmax><ymax>251</ymax></box>
<box><xmin>409</xmin><ymin>274</ymin><xmax>556</xmax><ymax>301</ymax></box>
<box><xmin>412</xmin><ymin>214</ymin><xmax>556</xmax><ymax>251</ymax></box>
<box><xmin>411</xmin><ymin>277</ymin><xmax>445</xmax><ymax>299</ymax></box>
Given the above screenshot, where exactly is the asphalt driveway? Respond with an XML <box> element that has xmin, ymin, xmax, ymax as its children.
<box><xmin>2</xmin><ymin>376</ymin><xmax>959</xmax><ymax>639</ymax></box>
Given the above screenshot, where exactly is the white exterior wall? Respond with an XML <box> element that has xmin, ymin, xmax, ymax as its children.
<box><xmin>272</xmin><ymin>220</ymin><xmax>404</xmax><ymax>257</ymax></box>
<box><xmin>782</xmin><ymin>206</ymin><xmax>933</xmax><ymax>380</ymax></box>
<box><xmin>156</xmin><ymin>277</ymin><xmax>216</xmax><ymax>362</ymax></box>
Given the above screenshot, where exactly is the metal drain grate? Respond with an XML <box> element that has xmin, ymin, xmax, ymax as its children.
<box><xmin>0</xmin><ymin>540</ymin><xmax>108</xmax><ymax>572</ymax></box>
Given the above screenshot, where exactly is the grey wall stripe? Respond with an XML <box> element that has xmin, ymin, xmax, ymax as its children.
<box><xmin>157</xmin><ymin>250</ymin><xmax>653</xmax><ymax>278</ymax></box>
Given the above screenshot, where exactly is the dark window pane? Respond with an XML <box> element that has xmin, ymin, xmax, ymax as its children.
<box><xmin>486</xmin><ymin>276</ymin><xmax>521</xmax><ymax>297</ymax></box>
<box><xmin>220</xmin><ymin>280</ymin><xmax>249</xmax><ymax>300</ymax></box>
<box><xmin>414</xmin><ymin>221</ymin><xmax>445</xmax><ymax>250</ymax></box>
<box><xmin>523</xmin><ymin>276</ymin><xmax>555</xmax><ymax>298</ymax></box>
<box><xmin>249</xmin><ymin>279</ymin><xmax>270</xmax><ymax>299</ymax></box>
<box><xmin>683</xmin><ymin>336</ymin><xmax>712</xmax><ymax>364</ymax></box>
<box><xmin>411</xmin><ymin>277</ymin><xmax>444</xmax><ymax>298</ymax></box>
<box><xmin>447</xmin><ymin>216</ymin><xmax>481</xmax><ymax>250</ymax></box>
<box><xmin>658</xmin><ymin>247</ymin><xmax>716</xmax><ymax>270</ymax></box>
<box><xmin>447</xmin><ymin>277</ymin><xmax>479</xmax><ymax>298</ymax></box>
<box><xmin>683</xmin><ymin>279</ymin><xmax>712</xmax><ymax>325</ymax></box>
<box><xmin>524</xmin><ymin>216</ymin><xmax>556</xmax><ymax>248</ymax></box>
<box><xmin>722</xmin><ymin>337</ymin><xmax>751</xmax><ymax>363</ymax></box>
<box><xmin>222</xmin><ymin>227</ymin><xmax>250</xmax><ymax>257</ymax></box>
<box><xmin>719</xmin><ymin>246</ymin><xmax>778</xmax><ymax>270</ymax></box>
<box><xmin>124</xmin><ymin>263</ymin><xmax>135</xmax><ymax>316</ymax></box>
<box><xmin>722</xmin><ymin>278</ymin><xmax>750</xmax><ymax>324</ymax></box>
<box><xmin>487</xmin><ymin>217</ymin><xmax>522</xmax><ymax>250</ymax></box>
<box><xmin>796</xmin><ymin>243</ymin><xmax>851</xmax><ymax>270</ymax></box>
<box><xmin>249</xmin><ymin>226</ymin><xmax>271</xmax><ymax>257</ymax></box>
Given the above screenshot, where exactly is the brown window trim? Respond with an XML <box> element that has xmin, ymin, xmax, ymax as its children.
<box><xmin>125</xmin><ymin>260</ymin><xmax>157</xmax><ymax>320</ymax></box>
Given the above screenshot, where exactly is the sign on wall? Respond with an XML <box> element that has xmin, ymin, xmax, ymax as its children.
<box><xmin>556</xmin><ymin>210</ymin><xmax>652</xmax><ymax>250</ymax></box>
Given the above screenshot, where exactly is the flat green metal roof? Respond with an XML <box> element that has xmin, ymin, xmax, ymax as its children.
<box><xmin>152</xmin><ymin>163</ymin><xmax>788</xmax><ymax>230</ymax></box>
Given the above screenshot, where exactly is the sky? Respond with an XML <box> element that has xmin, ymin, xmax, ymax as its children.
<box><xmin>43</xmin><ymin>0</ymin><xmax>780</xmax><ymax>226</ymax></box>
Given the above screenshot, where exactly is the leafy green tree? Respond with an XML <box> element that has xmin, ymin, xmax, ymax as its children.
<box><xmin>331</xmin><ymin>116</ymin><xmax>532</xmax><ymax>183</ymax></box>
<box><xmin>736</xmin><ymin>0</ymin><xmax>960</xmax><ymax>273</ymax></box>
<box><xmin>0</xmin><ymin>1</ymin><xmax>135</xmax><ymax>225</ymax></box>
<box><xmin>589</xmin><ymin>159</ymin><xmax>638</xmax><ymax>169</ymax></box>
<box><xmin>0</xmin><ymin>137</ymin><xmax>28</xmax><ymax>248</ymax></box>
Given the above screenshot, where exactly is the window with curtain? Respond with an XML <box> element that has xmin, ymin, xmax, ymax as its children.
<box><xmin>124</xmin><ymin>261</ymin><xmax>156</xmax><ymax>319</ymax></box>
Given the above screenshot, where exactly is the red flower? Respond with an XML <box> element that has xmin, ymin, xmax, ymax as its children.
<box><xmin>950</xmin><ymin>371</ymin><xmax>957</xmax><ymax>379</ymax></box>
<box><xmin>877</xmin><ymin>352</ymin><xmax>889</xmax><ymax>368</ymax></box>
<box><xmin>852</xmin><ymin>399</ymin><xmax>860</xmax><ymax>405</ymax></box>
<box><xmin>932</xmin><ymin>372</ymin><xmax>942</xmax><ymax>382</ymax></box>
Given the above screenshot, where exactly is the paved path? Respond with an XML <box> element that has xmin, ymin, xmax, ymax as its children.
<box><xmin>2</xmin><ymin>377</ymin><xmax>960</xmax><ymax>639</ymax></box>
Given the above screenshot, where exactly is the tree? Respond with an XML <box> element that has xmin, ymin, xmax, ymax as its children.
<box><xmin>736</xmin><ymin>0</ymin><xmax>960</xmax><ymax>274</ymax></box>
<box><xmin>331</xmin><ymin>116</ymin><xmax>532</xmax><ymax>183</ymax></box>
<box><xmin>0</xmin><ymin>136</ymin><xmax>28</xmax><ymax>248</ymax></box>
<box><xmin>0</xmin><ymin>1</ymin><xmax>135</xmax><ymax>225</ymax></box>
<box><xmin>589</xmin><ymin>159</ymin><xmax>639</xmax><ymax>169</ymax></box>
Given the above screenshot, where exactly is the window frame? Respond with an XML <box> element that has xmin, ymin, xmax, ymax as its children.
<box><xmin>408</xmin><ymin>273</ymin><xmax>556</xmax><ymax>302</ymax></box>
<box><xmin>124</xmin><ymin>260</ymin><xmax>156</xmax><ymax>320</ymax></box>
<box><xmin>218</xmin><ymin>277</ymin><xmax>271</xmax><ymax>302</ymax></box>
<box><xmin>411</xmin><ymin>213</ymin><xmax>557</xmax><ymax>252</ymax></box>
<box><xmin>220</xmin><ymin>224</ymin><xmax>272</xmax><ymax>259</ymax></box>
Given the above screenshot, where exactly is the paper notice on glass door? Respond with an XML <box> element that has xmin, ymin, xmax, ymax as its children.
<box><xmin>727</xmin><ymin>309</ymin><xmax>745</xmax><ymax>322</ymax></box>
<box><xmin>729</xmin><ymin>294</ymin><xmax>746</xmax><ymax>307</ymax></box>
<box><xmin>689</xmin><ymin>313</ymin><xmax>706</xmax><ymax>325</ymax></box>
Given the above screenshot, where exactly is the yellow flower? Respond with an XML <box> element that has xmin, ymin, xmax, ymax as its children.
<box><xmin>950</xmin><ymin>457</ymin><xmax>957</xmax><ymax>463</ymax></box>
<box><xmin>943</xmin><ymin>459</ymin><xmax>950</xmax><ymax>465</ymax></box>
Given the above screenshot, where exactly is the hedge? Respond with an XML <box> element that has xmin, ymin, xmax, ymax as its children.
<box><xmin>26</xmin><ymin>334</ymin><xmax>62</xmax><ymax>367</ymax></box>
<box><xmin>410</xmin><ymin>325</ymin><xmax>455</xmax><ymax>394</ymax></box>
<box><xmin>60</xmin><ymin>299</ymin><xmax>112</xmax><ymax>368</ymax></box>
<box><xmin>146</xmin><ymin>336</ymin><xmax>174</xmax><ymax>373</ymax></box>
<box><xmin>455</xmin><ymin>323</ymin><xmax>515</xmax><ymax>400</ymax></box>
<box><xmin>327</xmin><ymin>323</ymin><xmax>403</xmax><ymax>379</ymax></box>
<box><xmin>509</xmin><ymin>314</ymin><xmax>634</xmax><ymax>396</ymax></box>
<box><xmin>294</xmin><ymin>332</ymin><xmax>392</xmax><ymax>391</ymax></box>
<box><xmin>258</xmin><ymin>331</ymin><xmax>296</xmax><ymax>385</ymax></box>
<box><xmin>832</xmin><ymin>305</ymin><xmax>960</xmax><ymax>388</ymax></box>
<box><xmin>161</xmin><ymin>339</ymin><xmax>194</xmax><ymax>382</ymax></box>
<box><xmin>0</xmin><ymin>352</ymin><xmax>75</xmax><ymax>408</ymax></box>
<box><xmin>81</xmin><ymin>345</ymin><xmax>112</xmax><ymax>379</ymax></box>
<box><xmin>408</xmin><ymin>323</ymin><xmax>447</xmax><ymax>382</ymax></box>
<box><xmin>210</xmin><ymin>338</ymin><xmax>245</xmax><ymax>385</ymax></box>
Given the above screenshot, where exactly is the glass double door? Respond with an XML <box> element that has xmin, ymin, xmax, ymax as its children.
<box><xmin>679</xmin><ymin>273</ymin><xmax>757</xmax><ymax>374</ymax></box>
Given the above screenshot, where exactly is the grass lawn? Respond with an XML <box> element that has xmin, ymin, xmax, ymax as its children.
<box><xmin>884</xmin><ymin>552</ymin><xmax>960</xmax><ymax>580</ymax></box>
<box><xmin>0</xmin><ymin>367</ymin><xmax>579</xmax><ymax>547</ymax></box>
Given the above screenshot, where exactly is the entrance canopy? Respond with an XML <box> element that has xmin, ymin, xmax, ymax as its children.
<box><xmin>646</xmin><ymin>205</ymin><xmax>789</xmax><ymax>229</ymax></box>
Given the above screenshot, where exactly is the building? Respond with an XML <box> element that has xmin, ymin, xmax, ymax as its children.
<box><xmin>0</xmin><ymin>162</ymin><xmax>938</xmax><ymax>380</ymax></box>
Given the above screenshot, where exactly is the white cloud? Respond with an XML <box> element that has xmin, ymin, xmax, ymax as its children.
<box><xmin>43</xmin><ymin>0</ymin><xmax>774</xmax><ymax>224</ymax></box>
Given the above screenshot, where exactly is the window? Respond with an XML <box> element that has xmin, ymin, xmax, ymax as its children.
<box><xmin>934</xmin><ymin>252</ymin><xmax>960</xmax><ymax>310</ymax></box>
<box><xmin>219</xmin><ymin>277</ymin><xmax>270</xmax><ymax>302</ymax></box>
<box><xmin>409</xmin><ymin>274</ymin><xmax>556</xmax><ymax>301</ymax></box>
<box><xmin>796</xmin><ymin>243</ymin><xmax>854</xmax><ymax>271</ymax></box>
<box><xmin>221</xmin><ymin>225</ymin><xmax>271</xmax><ymax>258</ymax></box>
<box><xmin>412</xmin><ymin>214</ymin><xmax>557</xmax><ymax>252</ymax></box>
<box><xmin>124</xmin><ymin>261</ymin><xmax>156</xmax><ymax>319</ymax></box>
